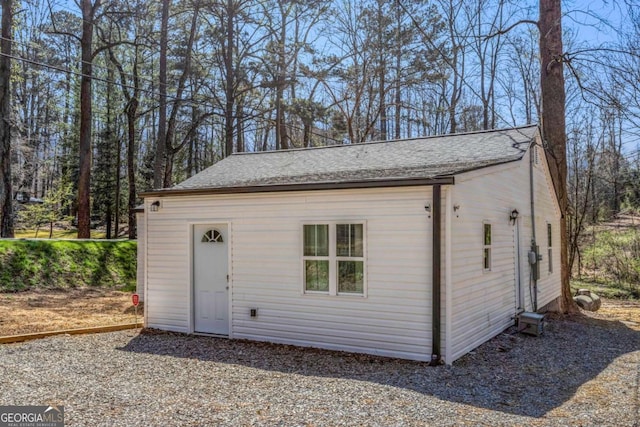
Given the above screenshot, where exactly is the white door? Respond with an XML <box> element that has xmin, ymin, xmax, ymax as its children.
<box><xmin>193</xmin><ymin>224</ymin><xmax>229</xmax><ymax>334</ymax></box>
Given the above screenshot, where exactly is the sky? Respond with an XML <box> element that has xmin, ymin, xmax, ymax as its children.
<box><xmin>564</xmin><ymin>0</ymin><xmax>630</xmax><ymax>45</ymax></box>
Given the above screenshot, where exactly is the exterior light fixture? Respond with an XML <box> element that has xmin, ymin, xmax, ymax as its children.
<box><xmin>509</xmin><ymin>209</ymin><xmax>519</xmax><ymax>224</ymax></box>
<box><xmin>150</xmin><ymin>201</ymin><xmax>161</xmax><ymax>212</ymax></box>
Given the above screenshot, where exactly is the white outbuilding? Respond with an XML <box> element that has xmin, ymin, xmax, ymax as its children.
<box><xmin>138</xmin><ymin>125</ymin><xmax>561</xmax><ymax>364</ymax></box>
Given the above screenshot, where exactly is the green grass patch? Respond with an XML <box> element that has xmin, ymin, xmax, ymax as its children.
<box><xmin>0</xmin><ymin>239</ymin><xmax>136</xmax><ymax>292</ymax></box>
<box><xmin>578</xmin><ymin>225</ymin><xmax>640</xmax><ymax>299</ymax></box>
<box><xmin>14</xmin><ymin>229</ymin><xmax>107</xmax><ymax>239</ymax></box>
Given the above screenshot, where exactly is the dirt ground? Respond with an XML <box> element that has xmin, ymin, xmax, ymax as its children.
<box><xmin>582</xmin><ymin>298</ymin><xmax>640</xmax><ymax>329</ymax></box>
<box><xmin>0</xmin><ymin>288</ymin><xmax>141</xmax><ymax>336</ymax></box>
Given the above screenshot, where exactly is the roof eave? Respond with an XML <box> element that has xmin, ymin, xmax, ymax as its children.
<box><xmin>140</xmin><ymin>176</ymin><xmax>455</xmax><ymax>198</ymax></box>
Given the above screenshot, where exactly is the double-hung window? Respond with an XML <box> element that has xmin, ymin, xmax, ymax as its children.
<box><xmin>303</xmin><ymin>222</ymin><xmax>366</xmax><ymax>296</ymax></box>
<box><xmin>483</xmin><ymin>223</ymin><xmax>492</xmax><ymax>271</ymax></box>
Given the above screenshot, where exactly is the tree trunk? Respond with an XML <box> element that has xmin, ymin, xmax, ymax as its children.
<box><xmin>223</xmin><ymin>0</ymin><xmax>235</xmax><ymax>157</ymax></box>
<box><xmin>153</xmin><ymin>0</ymin><xmax>169</xmax><ymax>188</ymax></box>
<box><xmin>377</xmin><ymin>0</ymin><xmax>387</xmax><ymax>141</ymax></box>
<box><xmin>235</xmin><ymin>101</ymin><xmax>244</xmax><ymax>153</ymax></box>
<box><xmin>114</xmin><ymin>133</ymin><xmax>121</xmax><ymax>238</ymax></box>
<box><xmin>109</xmin><ymin>41</ymin><xmax>139</xmax><ymax>240</ymax></box>
<box><xmin>539</xmin><ymin>0</ymin><xmax>576</xmax><ymax>313</ymax></box>
<box><xmin>275</xmin><ymin>4</ymin><xmax>289</xmax><ymax>150</ymax></box>
<box><xmin>77</xmin><ymin>0</ymin><xmax>99</xmax><ymax>239</ymax></box>
<box><xmin>104</xmin><ymin>63</ymin><xmax>116</xmax><ymax>239</ymax></box>
<box><xmin>127</xmin><ymin>96</ymin><xmax>137</xmax><ymax>239</ymax></box>
<box><xmin>394</xmin><ymin>0</ymin><xmax>402</xmax><ymax>140</ymax></box>
<box><xmin>0</xmin><ymin>0</ymin><xmax>13</xmax><ymax>238</ymax></box>
<box><xmin>62</xmin><ymin>43</ymin><xmax>74</xmax><ymax>219</ymax></box>
<box><xmin>105</xmin><ymin>204</ymin><xmax>112</xmax><ymax>239</ymax></box>
<box><xmin>379</xmin><ymin>63</ymin><xmax>387</xmax><ymax>140</ymax></box>
<box><xmin>446</xmin><ymin>0</ymin><xmax>461</xmax><ymax>134</ymax></box>
<box><xmin>187</xmin><ymin>105</ymin><xmax>196</xmax><ymax>176</ymax></box>
<box><xmin>162</xmin><ymin>4</ymin><xmax>199</xmax><ymax>188</ymax></box>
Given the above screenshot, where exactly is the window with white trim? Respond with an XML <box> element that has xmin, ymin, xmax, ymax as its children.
<box><xmin>303</xmin><ymin>224</ymin><xmax>329</xmax><ymax>292</ymax></box>
<box><xmin>483</xmin><ymin>223</ymin><xmax>492</xmax><ymax>271</ymax></box>
<box><xmin>303</xmin><ymin>222</ymin><xmax>366</xmax><ymax>295</ymax></box>
<box><xmin>547</xmin><ymin>223</ymin><xmax>553</xmax><ymax>273</ymax></box>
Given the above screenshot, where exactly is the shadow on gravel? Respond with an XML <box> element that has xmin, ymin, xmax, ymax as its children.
<box><xmin>118</xmin><ymin>314</ymin><xmax>640</xmax><ymax>418</ymax></box>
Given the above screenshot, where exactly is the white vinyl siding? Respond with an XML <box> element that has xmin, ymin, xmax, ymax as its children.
<box><xmin>140</xmin><ymin>136</ymin><xmax>561</xmax><ymax>364</ymax></box>
<box><xmin>136</xmin><ymin>212</ymin><xmax>145</xmax><ymax>302</ymax></box>
<box><xmin>144</xmin><ymin>187</ymin><xmax>440</xmax><ymax>361</ymax></box>
<box><xmin>532</xmin><ymin>148</ymin><xmax>562</xmax><ymax>308</ymax></box>
<box><xmin>448</xmin><ymin>139</ymin><xmax>561</xmax><ymax>363</ymax></box>
<box><xmin>448</xmin><ymin>165</ymin><xmax>522</xmax><ymax>363</ymax></box>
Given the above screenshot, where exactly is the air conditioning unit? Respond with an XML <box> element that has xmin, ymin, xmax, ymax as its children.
<box><xmin>517</xmin><ymin>312</ymin><xmax>545</xmax><ymax>336</ymax></box>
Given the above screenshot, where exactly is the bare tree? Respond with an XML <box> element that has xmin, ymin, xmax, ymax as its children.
<box><xmin>566</xmin><ymin>116</ymin><xmax>599</xmax><ymax>278</ymax></box>
<box><xmin>465</xmin><ymin>0</ymin><xmax>505</xmax><ymax>130</ymax></box>
<box><xmin>503</xmin><ymin>32</ymin><xmax>540</xmax><ymax>125</ymax></box>
<box><xmin>439</xmin><ymin>0</ymin><xmax>468</xmax><ymax>134</ymax></box>
<box><xmin>204</xmin><ymin>0</ymin><xmax>265</xmax><ymax>156</ymax></box>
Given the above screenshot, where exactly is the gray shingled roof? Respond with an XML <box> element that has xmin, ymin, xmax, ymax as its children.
<box><xmin>166</xmin><ymin>125</ymin><xmax>538</xmax><ymax>192</ymax></box>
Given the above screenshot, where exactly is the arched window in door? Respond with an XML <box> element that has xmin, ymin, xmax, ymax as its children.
<box><xmin>201</xmin><ymin>229</ymin><xmax>223</xmax><ymax>243</ymax></box>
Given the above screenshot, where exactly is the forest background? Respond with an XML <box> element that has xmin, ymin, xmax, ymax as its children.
<box><xmin>0</xmin><ymin>0</ymin><xmax>639</xmax><ymax>283</ymax></box>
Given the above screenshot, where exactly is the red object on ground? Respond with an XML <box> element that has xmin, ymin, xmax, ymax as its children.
<box><xmin>132</xmin><ymin>294</ymin><xmax>139</xmax><ymax>306</ymax></box>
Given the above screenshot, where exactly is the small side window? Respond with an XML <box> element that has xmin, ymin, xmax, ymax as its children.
<box><xmin>547</xmin><ymin>223</ymin><xmax>553</xmax><ymax>273</ymax></box>
<box><xmin>483</xmin><ymin>223</ymin><xmax>492</xmax><ymax>271</ymax></box>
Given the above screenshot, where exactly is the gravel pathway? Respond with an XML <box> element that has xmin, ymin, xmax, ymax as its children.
<box><xmin>1</xmin><ymin>314</ymin><xmax>639</xmax><ymax>426</ymax></box>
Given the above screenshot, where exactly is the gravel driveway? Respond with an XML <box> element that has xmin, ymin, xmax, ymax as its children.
<box><xmin>1</xmin><ymin>313</ymin><xmax>639</xmax><ymax>426</ymax></box>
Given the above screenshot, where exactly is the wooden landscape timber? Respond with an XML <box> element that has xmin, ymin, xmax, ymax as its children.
<box><xmin>0</xmin><ymin>323</ymin><xmax>141</xmax><ymax>345</ymax></box>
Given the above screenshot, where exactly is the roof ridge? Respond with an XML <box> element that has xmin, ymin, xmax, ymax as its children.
<box><xmin>230</xmin><ymin>124</ymin><xmax>538</xmax><ymax>157</ymax></box>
